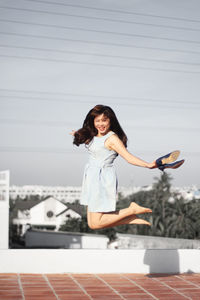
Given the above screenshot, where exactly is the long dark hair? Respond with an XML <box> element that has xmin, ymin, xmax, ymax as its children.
<box><xmin>73</xmin><ymin>104</ymin><xmax>128</xmax><ymax>147</ymax></box>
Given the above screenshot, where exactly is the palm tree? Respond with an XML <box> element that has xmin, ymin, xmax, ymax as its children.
<box><xmin>150</xmin><ymin>172</ymin><xmax>172</xmax><ymax>236</ymax></box>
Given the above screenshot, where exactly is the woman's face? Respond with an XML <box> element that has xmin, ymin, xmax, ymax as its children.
<box><xmin>94</xmin><ymin>113</ymin><xmax>111</xmax><ymax>136</ymax></box>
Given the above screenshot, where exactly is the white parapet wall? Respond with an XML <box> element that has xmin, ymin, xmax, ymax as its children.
<box><xmin>0</xmin><ymin>249</ymin><xmax>199</xmax><ymax>274</ymax></box>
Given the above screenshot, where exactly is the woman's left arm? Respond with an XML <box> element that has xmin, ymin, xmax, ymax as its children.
<box><xmin>107</xmin><ymin>134</ymin><xmax>157</xmax><ymax>169</ymax></box>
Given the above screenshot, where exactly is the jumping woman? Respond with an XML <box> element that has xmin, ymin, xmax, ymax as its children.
<box><xmin>70</xmin><ymin>105</ymin><xmax>182</xmax><ymax>230</ymax></box>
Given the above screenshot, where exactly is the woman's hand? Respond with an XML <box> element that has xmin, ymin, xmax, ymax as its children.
<box><xmin>69</xmin><ymin>130</ymin><xmax>76</xmax><ymax>136</ymax></box>
<box><xmin>147</xmin><ymin>161</ymin><xmax>157</xmax><ymax>169</ymax></box>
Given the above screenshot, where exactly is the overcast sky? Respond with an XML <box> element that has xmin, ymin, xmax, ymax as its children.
<box><xmin>0</xmin><ymin>0</ymin><xmax>200</xmax><ymax>188</ymax></box>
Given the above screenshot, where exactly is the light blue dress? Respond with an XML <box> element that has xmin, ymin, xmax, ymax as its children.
<box><xmin>80</xmin><ymin>131</ymin><xmax>118</xmax><ymax>212</ymax></box>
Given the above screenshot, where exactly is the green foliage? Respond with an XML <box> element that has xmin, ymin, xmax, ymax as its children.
<box><xmin>118</xmin><ymin>172</ymin><xmax>200</xmax><ymax>240</ymax></box>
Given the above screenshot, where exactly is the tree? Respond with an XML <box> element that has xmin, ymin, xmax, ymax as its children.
<box><xmin>150</xmin><ymin>172</ymin><xmax>173</xmax><ymax>236</ymax></box>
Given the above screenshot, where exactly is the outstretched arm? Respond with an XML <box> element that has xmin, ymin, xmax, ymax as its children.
<box><xmin>69</xmin><ymin>130</ymin><xmax>76</xmax><ymax>136</ymax></box>
<box><xmin>106</xmin><ymin>134</ymin><xmax>157</xmax><ymax>169</ymax></box>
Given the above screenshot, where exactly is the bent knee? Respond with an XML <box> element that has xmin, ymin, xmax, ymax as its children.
<box><xmin>88</xmin><ymin>222</ymin><xmax>101</xmax><ymax>230</ymax></box>
<box><xmin>88</xmin><ymin>218</ymin><xmax>103</xmax><ymax>230</ymax></box>
<box><xmin>87</xmin><ymin>212</ymin><xmax>102</xmax><ymax>230</ymax></box>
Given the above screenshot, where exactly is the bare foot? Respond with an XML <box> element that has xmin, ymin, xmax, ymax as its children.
<box><xmin>110</xmin><ymin>214</ymin><xmax>151</xmax><ymax>228</ymax></box>
<box><xmin>129</xmin><ymin>202</ymin><xmax>152</xmax><ymax>214</ymax></box>
<box><xmin>128</xmin><ymin>215</ymin><xmax>151</xmax><ymax>226</ymax></box>
<box><xmin>121</xmin><ymin>215</ymin><xmax>151</xmax><ymax>226</ymax></box>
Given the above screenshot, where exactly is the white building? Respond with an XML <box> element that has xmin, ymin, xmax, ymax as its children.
<box><xmin>0</xmin><ymin>170</ymin><xmax>10</xmax><ymax>249</ymax></box>
<box><xmin>12</xmin><ymin>196</ymin><xmax>81</xmax><ymax>236</ymax></box>
<box><xmin>10</xmin><ymin>185</ymin><xmax>82</xmax><ymax>203</ymax></box>
<box><xmin>119</xmin><ymin>185</ymin><xmax>153</xmax><ymax>197</ymax></box>
<box><xmin>172</xmin><ymin>185</ymin><xmax>200</xmax><ymax>201</ymax></box>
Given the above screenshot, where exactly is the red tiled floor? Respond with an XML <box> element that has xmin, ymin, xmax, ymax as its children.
<box><xmin>0</xmin><ymin>273</ymin><xmax>199</xmax><ymax>299</ymax></box>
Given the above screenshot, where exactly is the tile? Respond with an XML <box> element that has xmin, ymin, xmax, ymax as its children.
<box><xmin>57</xmin><ymin>291</ymin><xmax>87</xmax><ymax>296</ymax></box>
<box><xmin>23</xmin><ymin>291</ymin><xmax>55</xmax><ymax>296</ymax></box>
<box><xmin>0</xmin><ymin>292</ymin><xmax>22</xmax><ymax>296</ymax></box>
<box><xmin>53</xmin><ymin>287</ymin><xmax>81</xmax><ymax>291</ymax></box>
<box><xmin>88</xmin><ymin>291</ymin><xmax>118</xmax><ymax>295</ymax></box>
<box><xmin>0</xmin><ymin>297</ymin><xmax>23</xmax><ymax>300</ymax></box>
<box><xmin>59</xmin><ymin>296</ymin><xmax>90</xmax><ymax>300</ymax></box>
<box><xmin>89</xmin><ymin>295</ymin><xmax>121</xmax><ymax>299</ymax></box>
<box><xmin>122</xmin><ymin>296</ymin><xmax>153</xmax><ymax>300</ymax></box>
<box><xmin>25</xmin><ymin>298</ymin><xmax>57</xmax><ymax>300</ymax></box>
<box><xmin>113</xmin><ymin>287</ymin><xmax>144</xmax><ymax>293</ymax></box>
<box><xmin>154</xmin><ymin>296</ymin><xmax>189</xmax><ymax>300</ymax></box>
<box><xmin>177</xmin><ymin>288</ymin><xmax>200</xmax><ymax>293</ymax></box>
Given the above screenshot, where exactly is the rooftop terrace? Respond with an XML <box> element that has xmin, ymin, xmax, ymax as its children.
<box><xmin>1</xmin><ymin>273</ymin><xmax>200</xmax><ymax>300</ymax></box>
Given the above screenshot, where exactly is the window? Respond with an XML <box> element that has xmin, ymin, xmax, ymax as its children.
<box><xmin>46</xmin><ymin>211</ymin><xmax>54</xmax><ymax>218</ymax></box>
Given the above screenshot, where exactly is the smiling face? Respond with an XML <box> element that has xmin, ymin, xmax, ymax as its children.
<box><xmin>94</xmin><ymin>113</ymin><xmax>111</xmax><ymax>136</ymax></box>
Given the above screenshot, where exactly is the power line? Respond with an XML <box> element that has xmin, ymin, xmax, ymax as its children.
<box><xmin>0</xmin><ymin>44</ymin><xmax>199</xmax><ymax>67</ymax></box>
<box><xmin>0</xmin><ymin>88</ymin><xmax>199</xmax><ymax>106</ymax></box>
<box><xmin>0</xmin><ymin>96</ymin><xmax>199</xmax><ymax>110</ymax></box>
<box><xmin>1</xmin><ymin>31</ymin><xmax>200</xmax><ymax>56</ymax></box>
<box><xmin>1</xmin><ymin>53</ymin><xmax>199</xmax><ymax>74</ymax></box>
<box><xmin>25</xmin><ymin>0</ymin><xmax>200</xmax><ymax>24</ymax></box>
<box><xmin>0</xmin><ymin>146</ymin><xmax>199</xmax><ymax>157</ymax></box>
<box><xmin>1</xmin><ymin>14</ymin><xmax>200</xmax><ymax>33</ymax></box>
<box><xmin>1</xmin><ymin>7</ymin><xmax>200</xmax><ymax>44</ymax></box>
<box><xmin>0</xmin><ymin>118</ymin><xmax>199</xmax><ymax>131</ymax></box>
<box><xmin>0</xmin><ymin>118</ymin><xmax>73</xmax><ymax>127</ymax></box>
<box><xmin>0</xmin><ymin>146</ymin><xmax>82</xmax><ymax>154</ymax></box>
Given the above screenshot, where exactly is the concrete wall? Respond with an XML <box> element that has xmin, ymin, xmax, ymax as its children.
<box><xmin>115</xmin><ymin>234</ymin><xmax>200</xmax><ymax>249</ymax></box>
<box><xmin>25</xmin><ymin>229</ymin><xmax>109</xmax><ymax>249</ymax></box>
<box><xmin>0</xmin><ymin>249</ymin><xmax>199</xmax><ymax>274</ymax></box>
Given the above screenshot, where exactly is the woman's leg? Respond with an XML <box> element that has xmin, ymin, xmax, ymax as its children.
<box><xmin>99</xmin><ymin>214</ymin><xmax>151</xmax><ymax>228</ymax></box>
<box><xmin>87</xmin><ymin>202</ymin><xmax>152</xmax><ymax>229</ymax></box>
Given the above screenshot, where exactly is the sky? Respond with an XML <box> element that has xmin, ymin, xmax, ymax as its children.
<box><xmin>0</xmin><ymin>0</ymin><xmax>200</xmax><ymax>188</ymax></box>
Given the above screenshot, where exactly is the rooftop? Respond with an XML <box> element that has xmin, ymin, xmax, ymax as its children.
<box><xmin>1</xmin><ymin>273</ymin><xmax>200</xmax><ymax>300</ymax></box>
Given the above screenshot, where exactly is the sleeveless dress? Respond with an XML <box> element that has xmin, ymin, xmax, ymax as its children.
<box><xmin>80</xmin><ymin>131</ymin><xmax>118</xmax><ymax>212</ymax></box>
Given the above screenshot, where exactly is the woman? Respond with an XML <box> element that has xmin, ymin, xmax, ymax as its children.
<box><xmin>71</xmin><ymin>105</ymin><xmax>165</xmax><ymax>229</ymax></box>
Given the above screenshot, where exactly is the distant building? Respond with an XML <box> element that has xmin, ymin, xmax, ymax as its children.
<box><xmin>0</xmin><ymin>170</ymin><xmax>10</xmax><ymax>249</ymax></box>
<box><xmin>10</xmin><ymin>185</ymin><xmax>82</xmax><ymax>203</ymax></box>
<box><xmin>12</xmin><ymin>196</ymin><xmax>81</xmax><ymax>236</ymax></box>
<box><xmin>119</xmin><ymin>185</ymin><xmax>153</xmax><ymax>197</ymax></box>
<box><xmin>172</xmin><ymin>185</ymin><xmax>200</xmax><ymax>201</ymax></box>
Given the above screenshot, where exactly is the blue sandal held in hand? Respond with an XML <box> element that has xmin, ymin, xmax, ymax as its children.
<box><xmin>156</xmin><ymin>150</ymin><xmax>184</xmax><ymax>171</ymax></box>
<box><xmin>157</xmin><ymin>159</ymin><xmax>185</xmax><ymax>171</ymax></box>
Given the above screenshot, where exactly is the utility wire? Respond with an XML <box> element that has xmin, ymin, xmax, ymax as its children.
<box><xmin>0</xmin><ymin>118</ymin><xmax>199</xmax><ymax>131</ymax></box>
<box><xmin>0</xmin><ymin>146</ymin><xmax>199</xmax><ymax>156</ymax></box>
<box><xmin>0</xmin><ymin>146</ymin><xmax>80</xmax><ymax>153</ymax></box>
<box><xmin>1</xmin><ymin>15</ymin><xmax>200</xmax><ymax>33</ymax></box>
<box><xmin>0</xmin><ymin>88</ymin><xmax>199</xmax><ymax>106</ymax></box>
<box><xmin>0</xmin><ymin>53</ymin><xmax>199</xmax><ymax>74</ymax></box>
<box><xmin>0</xmin><ymin>118</ymin><xmax>72</xmax><ymax>127</ymax></box>
<box><xmin>1</xmin><ymin>31</ymin><xmax>200</xmax><ymax>56</ymax></box>
<box><xmin>0</xmin><ymin>96</ymin><xmax>199</xmax><ymax>110</ymax></box>
<box><xmin>25</xmin><ymin>0</ymin><xmax>200</xmax><ymax>24</ymax></box>
<box><xmin>0</xmin><ymin>44</ymin><xmax>199</xmax><ymax>67</ymax></box>
<box><xmin>1</xmin><ymin>7</ymin><xmax>200</xmax><ymax>44</ymax></box>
